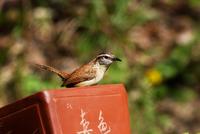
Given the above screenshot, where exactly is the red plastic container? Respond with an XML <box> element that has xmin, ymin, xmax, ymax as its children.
<box><xmin>0</xmin><ymin>84</ymin><xmax>131</xmax><ymax>134</ymax></box>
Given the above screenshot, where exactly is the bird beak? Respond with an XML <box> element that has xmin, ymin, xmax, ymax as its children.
<box><xmin>113</xmin><ymin>57</ymin><xmax>122</xmax><ymax>62</ymax></box>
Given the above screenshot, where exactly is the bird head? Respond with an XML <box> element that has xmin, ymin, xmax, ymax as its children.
<box><xmin>95</xmin><ymin>53</ymin><xmax>121</xmax><ymax>66</ymax></box>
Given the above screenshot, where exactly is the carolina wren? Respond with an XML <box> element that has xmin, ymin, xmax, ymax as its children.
<box><xmin>36</xmin><ymin>53</ymin><xmax>121</xmax><ymax>87</ymax></box>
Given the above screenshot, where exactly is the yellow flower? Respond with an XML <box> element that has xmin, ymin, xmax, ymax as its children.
<box><xmin>146</xmin><ymin>69</ymin><xmax>162</xmax><ymax>85</ymax></box>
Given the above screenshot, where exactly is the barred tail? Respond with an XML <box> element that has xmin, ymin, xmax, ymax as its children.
<box><xmin>35</xmin><ymin>63</ymin><xmax>69</xmax><ymax>80</ymax></box>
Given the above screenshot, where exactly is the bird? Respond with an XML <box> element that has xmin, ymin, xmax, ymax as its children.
<box><xmin>35</xmin><ymin>53</ymin><xmax>121</xmax><ymax>87</ymax></box>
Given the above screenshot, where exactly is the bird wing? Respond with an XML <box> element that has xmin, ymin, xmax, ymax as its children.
<box><xmin>62</xmin><ymin>63</ymin><xmax>96</xmax><ymax>87</ymax></box>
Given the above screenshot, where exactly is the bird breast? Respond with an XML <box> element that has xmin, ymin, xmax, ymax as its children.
<box><xmin>76</xmin><ymin>64</ymin><xmax>107</xmax><ymax>86</ymax></box>
<box><xmin>94</xmin><ymin>64</ymin><xmax>107</xmax><ymax>82</ymax></box>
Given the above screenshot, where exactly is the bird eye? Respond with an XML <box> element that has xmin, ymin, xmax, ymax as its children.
<box><xmin>104</xmin><ymin>56</ymin><xmax>109</xmax><ymax>59</ymax></box>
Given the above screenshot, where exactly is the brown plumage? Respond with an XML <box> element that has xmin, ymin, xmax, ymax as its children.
<box><xmin>62</xmin><ymin>61</ymin><xmax>96</xmax><ymax>87</ymax></box>
<box><xmin>35</xmin><ymin>61</ymin><xmax>97</xmax><ymax>87</ymax></box>
<box><xmin>35</xmin><ymin>64</ymin><xmax>70</xmax><ymax>80</ymax></box>
<box><xmin>35</xmin><ymin>53</ymin><xmax>121</xmax><ymax>87</ymax></box>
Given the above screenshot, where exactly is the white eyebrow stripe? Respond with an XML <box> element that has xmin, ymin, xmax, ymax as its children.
<box><xmin>98</xmin><ymin>54</ymin><xmax>113</xmax><ymax>58</ymax></box>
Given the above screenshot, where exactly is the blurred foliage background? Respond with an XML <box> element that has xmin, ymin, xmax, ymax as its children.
<box><xmin>0</xmin><ymin>0</ymin><xmax>200</xmax><ymax>133</ymax></box>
